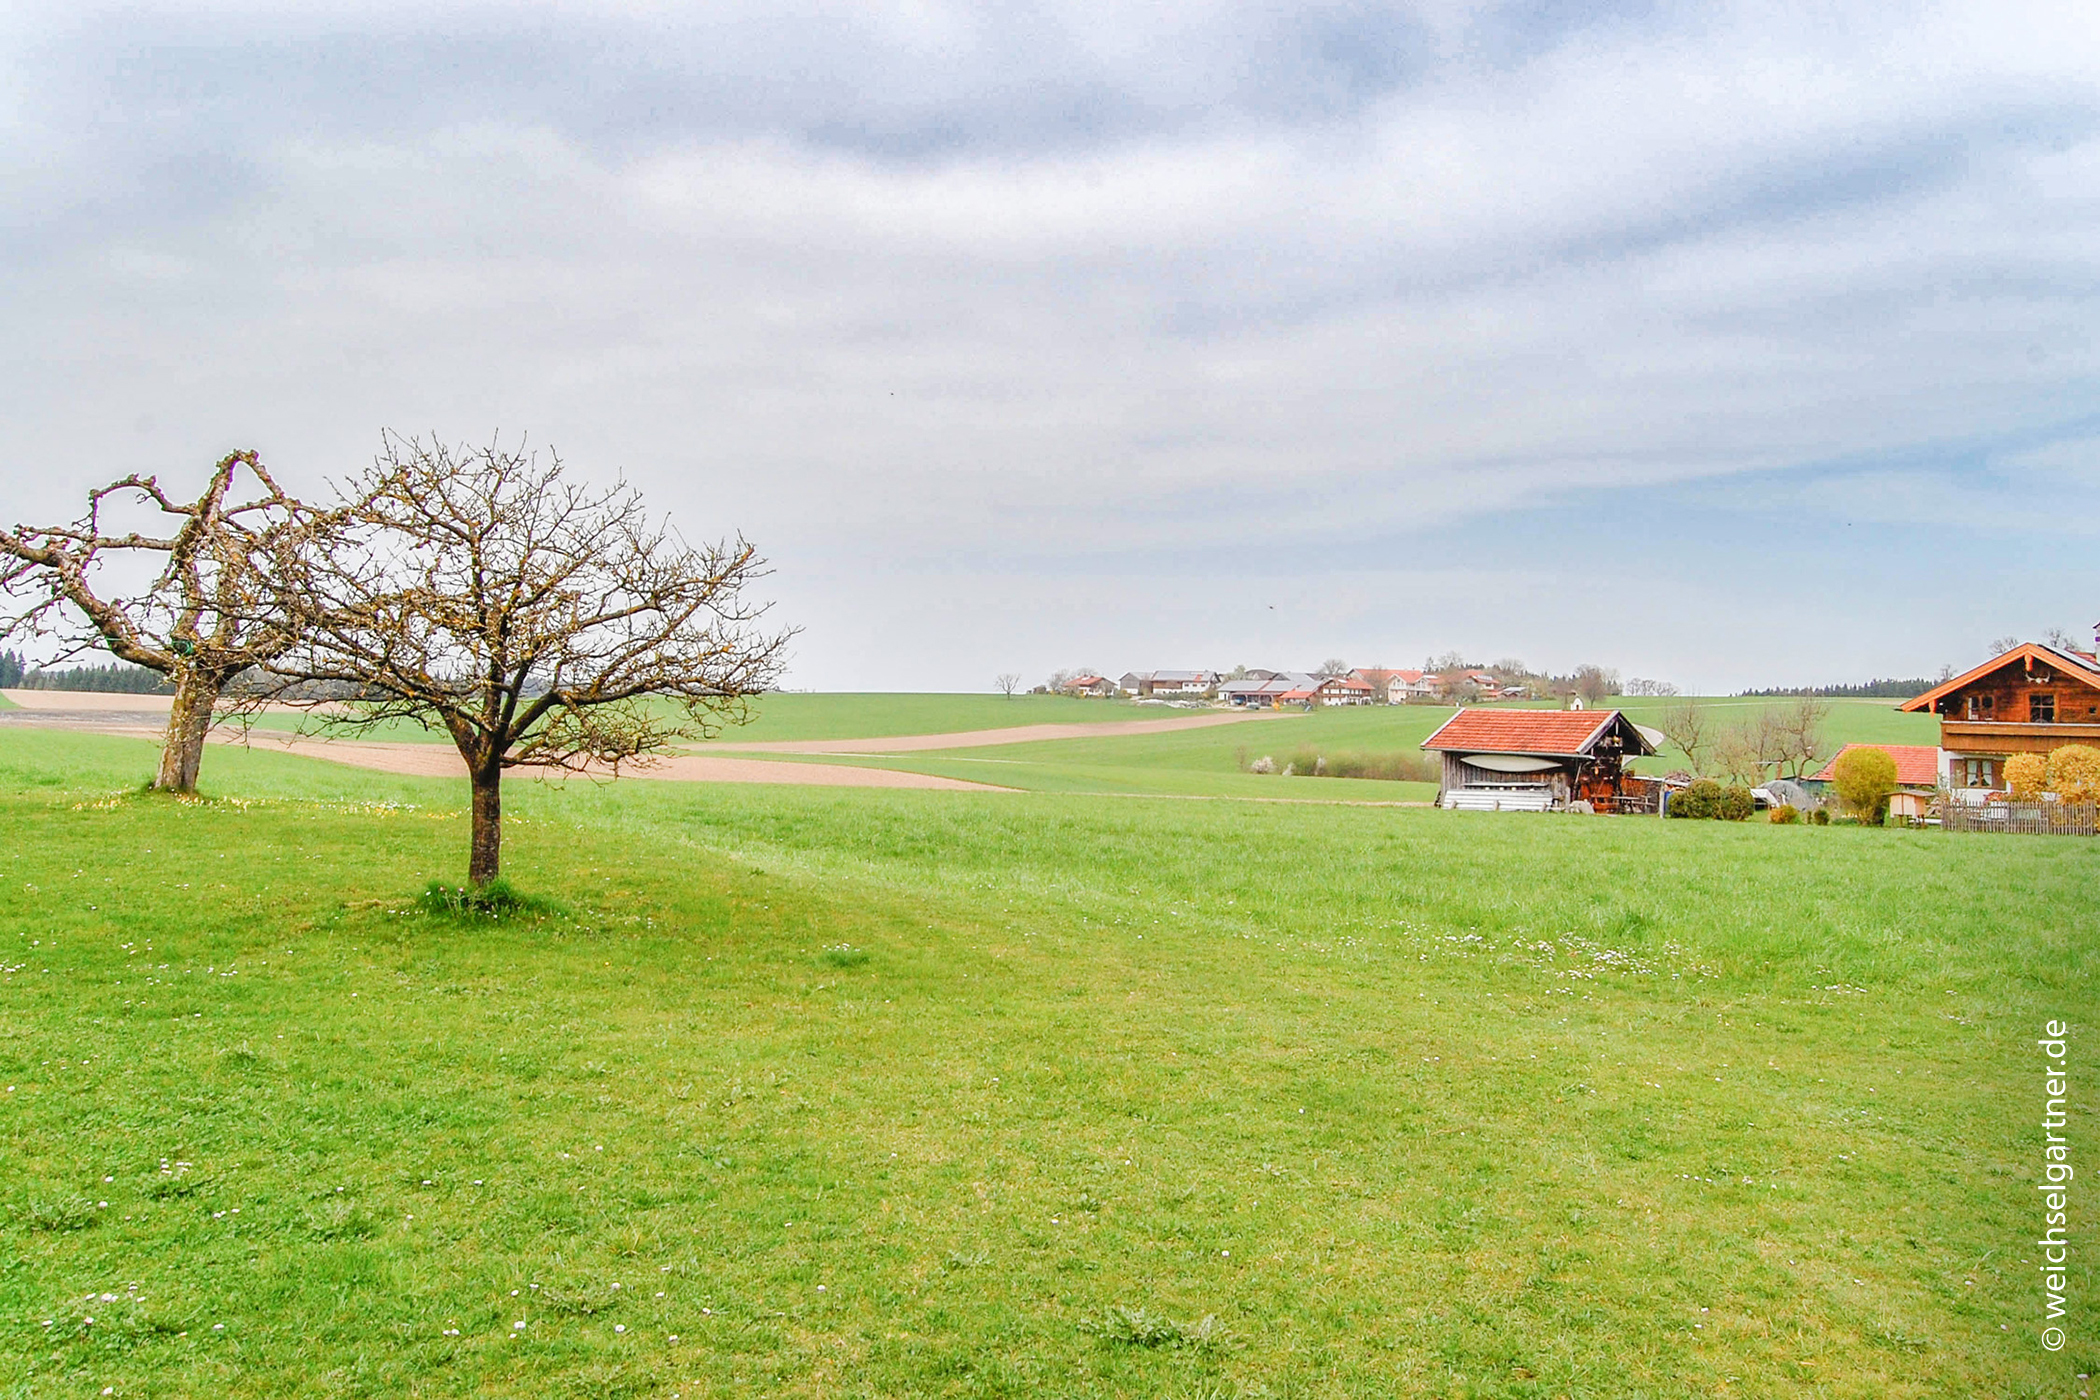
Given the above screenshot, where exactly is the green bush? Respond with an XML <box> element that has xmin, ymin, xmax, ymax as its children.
<box><xmin>1769</xmin><ymin>804</ymin><xmax>1801</xmax><ymax>824</ymax></box>
<box><xmin>1718</xmin><ymin>785</ymin><xmax>1756</xmax><ymax>821</ymax></box>
<box><xmin>1811</xmin><ymin>807</ymin><xmax>1831</xmax><ymax>826</ymax></box>
<box><xmin>1831</xmin><ymin>747</ymin><xmax>1899</xmax><ymax>822</ymax></box>
<box><xmin>1668</xmin><ymin>779</ymin><xmax>1722</xmax><ymax>819</ymax></box>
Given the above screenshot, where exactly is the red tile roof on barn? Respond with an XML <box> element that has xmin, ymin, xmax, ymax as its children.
<box><xmin>1811</xmin><ymin>743</ymin><xmax>1941</xmax><ymax>787</ymax></box>
<box><xmin>1421</xmin><ymin>708</ymin><xmax>1618</xmax><ymax>756</ymax></box>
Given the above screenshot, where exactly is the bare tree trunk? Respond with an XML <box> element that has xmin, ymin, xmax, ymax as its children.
<box><xmin>468</xmin><ymin>768</ymin><xmax>502</xmax><ymax>886</ymax></box>
<box><xmin>154</xmin><ymin>668</ymin><xmax>218</xmax><ymax>793</ymax></box>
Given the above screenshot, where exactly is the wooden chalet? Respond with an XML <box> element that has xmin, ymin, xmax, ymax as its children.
<box><xmin>1422</xmin><ymin>708</ymin><xmax>1658</xmax><ymax>813</ymax></box>
<box><xmin>1899</xmin><ymin>641</ymin><xmax>2100</xmax><ymax>790</ymax></box>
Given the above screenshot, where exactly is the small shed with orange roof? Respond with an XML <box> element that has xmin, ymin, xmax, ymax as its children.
<box><xmin>1421</xmin><ymin>708</ymin><xmax>1658</xmax><ymax>813</ymax></box>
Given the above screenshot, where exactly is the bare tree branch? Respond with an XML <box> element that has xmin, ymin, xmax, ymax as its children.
<box><xmin>0</xmin><ymin>451</ymin><xmax>322</xmax><ymax>791</ymax></box>
<box><xmin>268</xmin><ymin>434</ymin><xmax>793</xmax><ymax>884</ymax></box>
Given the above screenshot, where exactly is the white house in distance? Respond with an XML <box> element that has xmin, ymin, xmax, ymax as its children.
<box><xmin>1308</xmin><ymin>674</ymin><xmax>1376</xmax><ymax>705</ymax></box>
<box><xmin>1361</xmin><ymin>668</ymin><xmax>1437</xmax><ymax>702</ymax></box>
<box><xmin>1118</xmin><ymin>669</ymin><xmax>1220</xmax><ymax>697</ymax></box>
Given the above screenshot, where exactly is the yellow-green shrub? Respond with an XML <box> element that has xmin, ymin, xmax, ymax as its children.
<box><xmin>1830</xmin><ymin>746</ymin><xmax>1899</xmax><ymax>822</ymax></box>
<box><xmin>2047</xmin><ymin>744</ymin><xmax>2100</xmax><ymax>803</ymax></box>
<box><xmin>2005</xmin><ymin>752</ymin><xmax>2049</xmax><ymax>799</ymax></box>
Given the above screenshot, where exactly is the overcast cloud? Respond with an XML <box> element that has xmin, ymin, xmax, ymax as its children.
<box><xmin>4</xmin><ymin>1</ymin><xmax>2097</xmax><ymax>690</ymax></box>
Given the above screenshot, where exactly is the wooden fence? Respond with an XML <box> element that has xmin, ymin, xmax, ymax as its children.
<box><xmin>1942</xmin><ymin>799</ymin><xmax>2099</xmax><ymax>837</ymax></box>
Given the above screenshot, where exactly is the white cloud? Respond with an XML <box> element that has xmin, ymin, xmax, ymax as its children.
<box><xmin>2</xmin><ymin>0</ymin><xmax>2097</xmax><ymax>687</ymax></box>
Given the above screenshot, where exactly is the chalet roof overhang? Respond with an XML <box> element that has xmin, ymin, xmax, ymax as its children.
<box><xmin>1899</xmin><ymin>643</ymin><xmax>2100</xmax><ymax>713</ymax></box>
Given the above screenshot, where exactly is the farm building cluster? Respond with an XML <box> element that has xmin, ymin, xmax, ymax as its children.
<box><xmin>1426</xmin><ymin>635</ymin><xmax>2100</xmax><ymax>818</ymax></box>
<box><xmin>1054</xmin><ymin>667</ymin><xmax>1532</xmax><ymax>705</ymax></box>
<box><xmin>1056</xmin><ymin>637</ymin><xmax>2100</xmax><ymax>822</ymax></box>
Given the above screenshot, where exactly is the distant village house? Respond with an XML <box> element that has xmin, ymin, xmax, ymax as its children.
<box><xmin>1118</xmin><ymin>670</ymin><xmax>1220</xmax><ymax>698</ymax></box>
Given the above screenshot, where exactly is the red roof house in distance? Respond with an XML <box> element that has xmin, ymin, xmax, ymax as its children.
<box><xmin>1422</xmin><ymin>708</ymin><xmax>1657</xmax><ymax>813</ymax></box>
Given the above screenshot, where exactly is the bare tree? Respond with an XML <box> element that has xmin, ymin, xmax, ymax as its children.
<box><xmin>1356</xmin><ymin>665</ymin><xmax>1395</xmax><ymax>704</ymax></box>
<box><xmin>1711</xmin><ymin>723</ymin><xmax>1761</xmax><ymax>786</ymax></box>
<box><xmin>1316</xmin><ymin>657</ymin><xmax>1351</xmax><ymax>679</ymax></box>
<box><xmin>1714</xmin><ymin>709</ymin><xmax>1787</xmax><ymax>786</ymax></box>
<box><xmin>1656</xmin><ymin>697</ymin><xmax>1712</xmax><ymax>776</ymax></box>
<box><xmin>1571</xmin><ymin>663</ymin><xmax>1621</xmax><ymax>704</ymax></box>
<box><xmin>271</xmin><ymin>435</ymin><xmax>790</xmax><ymax>886</ymax></box>
<box><xmin>1988</xmin><ymin>635</ymin><xmax>2019</xmax><ymax>654</ymax></box>
<box><xmin>1769</xmin><ymin>693</ymin><xmax>1831</xmax><ymax>779</ymax></box>
<box><xmin>0</xmin><ymin>451</ymin><xmax>317</xmax><ymax>792</ymax></box>
<box><xmin>995</xmin><ymin>672</ymin><xmax>1021</xmax><ymax>698</ymax></box>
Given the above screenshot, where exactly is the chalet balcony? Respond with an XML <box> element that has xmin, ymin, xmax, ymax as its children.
<box><xmin>1940</xmin><ymin>718</ymin><xmax>2100</xmax><ymax>754</ymax></box>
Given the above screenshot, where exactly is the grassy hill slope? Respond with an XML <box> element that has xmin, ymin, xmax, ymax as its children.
<box><xmin>0</xmin><ymin>727</ymin><xmax>2085</xmax><ymax>1398</ymax></box>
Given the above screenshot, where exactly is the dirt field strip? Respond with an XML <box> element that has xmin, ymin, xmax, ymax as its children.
<box><xmin>207</xmin><ymin>730</ymin><xmax>1010</xmax><ymax>790</ymax></box>
<box><xmin>0</xmin><ymin>691</ymin><xmax>1291</xmax><ymax>791</ymax></box>
<box><xmin>702</xmin><ymin>709</ymin><xmax>1295</xmax><ymax>754</ymax></box>
<box><xmin>0</xmin><ymin>695</ymin><xmax>1009</xmax><ymax>790</ymax></box>
<box><xmin>0</xmin><ymin>689</ymin><xmax>182</xmax><ymax>713</ymax></box>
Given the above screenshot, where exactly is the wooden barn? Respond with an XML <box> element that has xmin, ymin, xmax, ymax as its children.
<box><xmin>1422</xmin><ymin>708</ymin><xmax>1659</xmax><ymax>813</ymax></box>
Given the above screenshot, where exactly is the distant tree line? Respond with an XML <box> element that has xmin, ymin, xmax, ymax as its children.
<box><xmin>1738</xmin><ymin>679</ymin><xmax>1939</xmax><ymax>699</ymax></box>
<box><xmin>0</xmin><ymin>649</ymin><xmax>172</xmax><ymax>692</ymax></box>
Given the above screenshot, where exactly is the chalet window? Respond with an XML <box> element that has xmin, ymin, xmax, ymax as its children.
<box><xmin>1962</xmin><ymin>758</ymin><xmax>1997</xmax><ymax>787</ymax></box>
<box><xmin>2032</xmin><ymin>693</ymin><xmax>2056</xmax><ymax>723</ymax></box>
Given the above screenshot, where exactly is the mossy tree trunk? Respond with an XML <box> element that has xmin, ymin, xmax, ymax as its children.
<box><xmin>154</xmin><ymin>666</ymin><xmax>222</xmax><ymax>794</ymax></box>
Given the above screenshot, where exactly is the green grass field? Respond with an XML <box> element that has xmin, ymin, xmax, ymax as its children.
<box><xmin>770</xmin><ymin>696</ymin><xmax>1938</xmax><ymax>801</ymax></box>
<box><xmin>204</xmin><ymin>692</ymin><xmax>1942</xmax><ymax>805</ymax></box>
<box><xmin>225</xmin><ymin>692</ymin><xmax>1185</xmax><ymax>749</ymax></box>
<box><xmin>2</xmin><ymin>725</ymin><xmax>2088</xmax><ymax>1398</ymax></box>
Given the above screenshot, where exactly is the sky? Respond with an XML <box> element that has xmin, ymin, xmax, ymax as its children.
<box><xmin>3</xmin><ymin>0</ymin><xmax>2097</xmax><ymax>692</ymax></box>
